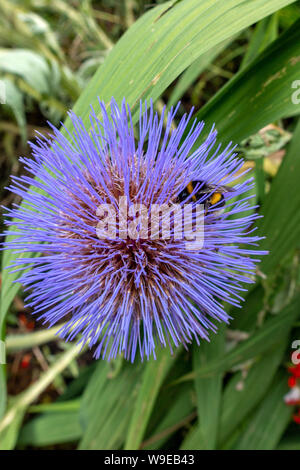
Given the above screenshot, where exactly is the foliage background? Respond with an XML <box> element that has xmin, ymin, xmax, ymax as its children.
<box><xmin>0</xmin><ymin>0</ymin><xmax>300</xmax><ymax>450</ymax></box>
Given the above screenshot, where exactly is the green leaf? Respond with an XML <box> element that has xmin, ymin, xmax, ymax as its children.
<box><xmin>70</xmin><ymin>0</ymin><xmax>296</xmax><ymax>125</ymax></box>
<box><xmin>240</xmin><ymin>14</ymin><xmax>278</xmax><ymax>70</ymax></box>
<box><xmin>0</xmin><ymin>406</ymin><xmax>26</xmax><ymax>451</ymax></box>
<box><xmin>277</xmin><ymin>433</ymin><xmax>300</xmax><ymax>450</ymax></box>
<box><xmin>0</xmin><ymin>49</ymin><xmax>58</xmax><ymax>95</ymax></box>
<box><xmin>234</xmin><ymin>372</ymin><xmax>292</xmax><ymax>449</ymax></box>
<box><xmin>56</xmin><ymin>364</ymin><xmax>96</xmax><ymax>402</ymax></box>
<box><xmin>124</xmin><ymin>348</ymin><xmax>176</xmax><ymax>450</ymax></box>
<box><xmin>79</xmin><ymin>360</ymin><xmax>142</xmax><ymax>450</ymax></box>
<box><xmin>278</xmin><ymin>2</ymin><xmax>300</xmax><ymax>28</ymax></box>
<box><xmin>192</xmin><ymin>17</ymin><xmax>300</xmax><ymax>145</ymax></box>
<box><xmin>219</xmin><ymin>340</ymin><xmax>287</xmax><ymax>445</ymax></box>
<box><xmin>180</xmin><ymin>424</ymin><xmax>207</xmax><ymax>450</ymax></box>
<box><xmin>192</xmin><ymin>324</ymin><xmax>226</xmax><ymax>449</ymax></box>
<box><xmin>143</xmin><ymin>384</ymin><xmax>194</xmax><ymax>450</ymax></box>
<box><xmin>168</xmin><ymin>38</ymin><xmax>233</xmax><ymax>108</ymax></box>
<box><xmin>174</xmin><ymin>293</ymin><xmax>300</xmax><ymax>383</ymax></box>
<box><xmin>230</xmin><ymin>284</ymin><xmax>265</xmax><ymax>331</ymax></box>
<box><xmin>0</xmin><ymin>366</ymin><xmax>6</xmax><ymax>421</ymax></box>
<box><xmin>18</xmin><ymin>409</ymin><xmax>82</xmax><ymax>447</ymax></box>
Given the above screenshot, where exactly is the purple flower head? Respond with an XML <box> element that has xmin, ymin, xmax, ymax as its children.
<box><xmin>3</xmin><ymin>98</ymin><xmax>265</xmax><ymax>361</ymax></box>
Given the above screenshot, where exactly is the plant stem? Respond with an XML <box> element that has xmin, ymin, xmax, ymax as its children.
<box><xmin>28</xmin><ymin>399</ymin><xmax>80</xmax><ymax>414</ymax></box>
<box><xmin>0</xmin><ymin>343</ymin><xmax>83</xmax><ymax>435</ymax></box>
<box><xmin>125</xmin><ymin>0</ymin><xmax>135</xmax><ymax>29</ymax></box>
<box><xmin>6</xmin><ymin>324</ymin><xmax>66</xmax><ymax>353</ymax></box>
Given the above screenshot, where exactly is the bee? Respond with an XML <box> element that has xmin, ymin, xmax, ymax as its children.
<box><xmin>177</xmin><ymin>181</ymin><xmax>235</xmax><ymax>214</ymax></box>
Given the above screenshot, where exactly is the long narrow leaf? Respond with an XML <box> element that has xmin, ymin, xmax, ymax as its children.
<box><xmin>124</xmin><ymin>348</ymin><xmax>175</xmax><ymax>450</ymax></box>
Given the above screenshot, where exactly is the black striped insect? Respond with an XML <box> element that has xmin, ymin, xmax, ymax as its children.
<box><xmin>177</xmin><ymin>181</ymin><xmax>235</xmax><ymax>214</ymax></box>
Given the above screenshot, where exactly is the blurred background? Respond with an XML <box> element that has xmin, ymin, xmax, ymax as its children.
<box><xmin>1</xmin><ymin>0</ymin><xmax>300</xmax><ymax>451</ymax></box>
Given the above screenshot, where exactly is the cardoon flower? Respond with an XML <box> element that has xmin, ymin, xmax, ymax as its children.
<box><xmin>3</xmin><ymin>98</ymin><xmax>265</xmax><ymax>361</ymax></box>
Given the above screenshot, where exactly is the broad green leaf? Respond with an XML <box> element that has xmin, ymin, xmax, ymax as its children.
<box><xmin>142</xmin><ymin>352</ymin><xmax>194</xmax><ymax>448</ymax></box>
<box><xmin>143</xmin><ymin>384</ymin><xmax>194</xmax><ymax>450</ymax></box>
<box><xmin>230</xmin><ymin>284</ymin><xmax>264</xmax><ymax>331</ymax></box>
<box><xmin>277</xmin><ymin>433</ymin><xmax>300</xmax><ymax>450</ymax></box>
<box><xmin>193</xmin><ymin>17</ymin><xmax>300</xmax><ymax>145</ymax></box>
<box><xmin>240</xmin><ymin>14</ymin><xmax>278</xmax><ymax>70</ymax></box>
<box><xmin>234</xmin><ymin>372</ymin><xmax>292</xmax><ymax>449</ymax></box>
<box><xmin>180</xmin><ymin>424</ymin><xmax>207</xmax><ymax>450</ymax></box>
<box><xmin>192</xmin><ymin>324</ymin><xmax>226</xmax><ymax>449</ymax></box>
<box><xmin>16</xmin><ymin>12</ymin><xmax>64</xmax><ymax>60</ymax></box>
<box><xmin>174</xmin><ymin>293</ymin><xmax>300</xmax><ymax>383</ymax></box>
<box><xmin>219</xmin><ymin>340</ymin><xmax>287</xmax><ymax>445</ymax></box>
<box><xmin>0</xmin><ymin>406</ymin><xmax>25</xmax><ymax>451</ymax></box>
<box><xmin>69</xmin><ymin>0</ymin><xmax>296</xmax><ymax>126</ymax></box>
<box><xmin>168</xmin><ymin>38</ymin><xmax>233</xmax><ymax>108</ymax></box>
<box><xmin>56</xmin><ymin>364</ymin><xmax>96</xmax><ymax>402</ymax></box>
<box><xmin>0</xmin><ymin>49</ymin><xmax>58</xmax><ymax>95</ymax></box>
<box><xmin>79</xmin><ymin>360</ymin><xmax>142</xmax><ymax>450</ymax></box>
<box><xmin>124</xmin><ymin>348</ymin><xmax>176</xmax><ymax>450</ymax></box>
<box><xmin>278</xmin><ymin>2</ymin><xmax>300</xmax><ymax>28</ymax></box>
<box><xmin>0</xmin><ymin>365</ymin><xmax>6</xmax><ymax>423</ymax></box>
<box><xmin>18</xmin><ymin>409</ymin><xmax>82</xmax><ymax>447</ymax></box>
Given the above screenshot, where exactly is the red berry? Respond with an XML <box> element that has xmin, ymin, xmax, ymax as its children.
<box><xmin>20</xmin><ymin>353</ymin><xmax>32</xmax><ymax>369</ymax></box>
<box><xmin>288</xmin><ymin>376</ymin><xmax>297</xmax><ymax>388</ymax></box>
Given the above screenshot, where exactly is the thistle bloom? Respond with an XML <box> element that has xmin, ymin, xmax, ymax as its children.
<box><xmin>3</xmin><ymin>99</ymin><xmax>265</xmax><ymax>361</ymax></box>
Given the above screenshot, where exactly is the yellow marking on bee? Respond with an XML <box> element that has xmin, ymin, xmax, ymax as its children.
<box><xmin>187</xmin><ymin>182</ymin><xmax>197</xmax><ymax>202</ymax></box>
<box><xmin>210</xmin><ymin>192</ymin><xmax>222</xmax><ymax>205</ymax></box>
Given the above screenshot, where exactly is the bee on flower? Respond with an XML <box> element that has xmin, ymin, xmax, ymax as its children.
<box><xmin>2</xmin><ymin>99</ymin><xmax>266</xmax><ymax>361</ymax></box>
